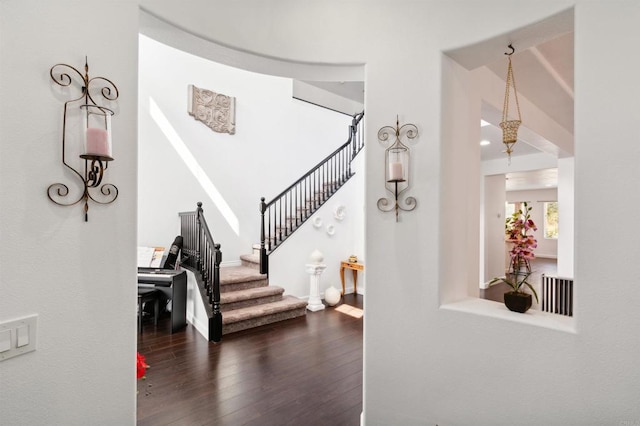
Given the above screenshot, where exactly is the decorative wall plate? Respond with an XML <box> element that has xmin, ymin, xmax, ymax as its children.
<box><xmin>313</xmin><ymin>216</ymin><xmax>323</xmax><ymax>228</ymax></box>
<box><xmin>334</xmin><ymin>205</ymin><xmax>346</xmax><ymax>221</ymax></box>
<box><xmin>187</xmin><ymin>84</ymin><xmax>236</xmax><ymax>135</ymax></box>
<box><xmin>326</xmin><ymin>224</ymin><xmax>335</xmax><ymax>236</ymax></box>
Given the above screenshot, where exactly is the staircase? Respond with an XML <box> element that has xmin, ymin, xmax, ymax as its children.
<box><xmin>219</xmin><ymin>253</ymin><xmax>307</xmax><ymax>335</ymax></box>
<box><xmin>259</xmin><ymin>111</ymin><xmax>364</xmax><ymax>274</ymax></box>
<box><xmin>179</xmin><ymin>111</ymin><xmax>364</xmax><ymax>341</ymax></box>
<box><xmin>180</xmin><ymin>204</ymin><xmax>307</xmax><ymax>342</ymax></box>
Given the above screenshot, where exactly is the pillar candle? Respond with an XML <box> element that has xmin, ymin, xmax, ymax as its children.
<box><xmin>85</xmin><ymin>128</ymin><xmax>110</xmax><ymax>157</ymax></box>
<box><xmin>389</xmin><ymin>161</ymin><xmax>403</xmax><ymax>181</ymax></box>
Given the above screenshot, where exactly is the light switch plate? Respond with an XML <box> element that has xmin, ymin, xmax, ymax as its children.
<box><xmin>0</xmin><ymin>329</ymin><xmax>11</xmax><ymax>353</ymax></box>
<box><xmin>0</xmin><ymin>314</ymin><xmax>37</xmax><ymax>362</ymax></box>
<box><xmin>16</xmin><ymin>325</ymin><xmax>29</xmax><ymax>348</ymax></box>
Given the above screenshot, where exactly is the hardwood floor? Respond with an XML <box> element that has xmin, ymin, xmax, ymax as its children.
<box><xmin>137</xmin><ymin>294</ymin><xmax>363</xmax><ymax>426</ymax></box>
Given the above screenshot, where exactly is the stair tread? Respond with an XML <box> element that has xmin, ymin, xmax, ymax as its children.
<box><xmin>220</xmin><ymin>265</ymin><xmax>266</xmax><ymax>284</ymax></box>
<box><xmin>221</xmin><ymin>286</ymin><xmax>284</xmax><ymax>303</ymax></box>
<box><xmin>222</xmin><ymin>295</ymin><xmax>307</xmax><ymax>324</ymax></box>
<box><xmin>240</xmin><ymin>253</ymin><xmax>260</xmax><ymax>264</ymax></box>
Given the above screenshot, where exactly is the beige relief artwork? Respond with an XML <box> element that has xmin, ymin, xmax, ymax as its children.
<box><xmin>187</xmin><ymin>84</ymin><xmax>236</xmax><ymax>135</ymax></box>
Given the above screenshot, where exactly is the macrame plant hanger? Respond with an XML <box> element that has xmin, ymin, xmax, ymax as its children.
<box><xmin>499</xmin><ymin>44</ymin><xmax>522</xmax><ymax>164</ymax></box>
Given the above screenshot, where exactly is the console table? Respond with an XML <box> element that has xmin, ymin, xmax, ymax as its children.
<box><xmin>340</xmin><ymin>260</ymin><xmax>364</xmax><ymax>295</ymax></box>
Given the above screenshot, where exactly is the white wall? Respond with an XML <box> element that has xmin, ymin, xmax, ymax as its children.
<box><xmin>184</xmin><ymin>269</ymin><xmax>210</xmax><ymax>338</ymax></box>
<box><xmin>483</xmin><ymin>175</ymin><xmax>507</xmax><ymax>285</ymax></box>
<box><xmin>270</xmin><ymin>149</ymin><xmax>366</xmax><ymax>298</ymax></box>
<box><xmin>292</xmin><ymin>80</ymin><xmax>364</xmax><ymax>116</ymax></box>
<box><xmin>0</xmin><ymin>1</ymin><xmax>138</xmax><ymax>425</ymax></box>
<box><xmin>507</xmin><ymin>188</ymin><xmax>559</xmax><ymax>259</ymax></box>
<box><xmin>138</xmin><ymin>35</ymin><xmax>353</xmax><ymax>267</ymax></box>
<box><xmin>4</xmin><ymin>2</ymin><xmax>640</xmax><ymax>425</ymax></box>
<box><xmin>557</xmin><ymin>157</ymin><xmax>575</xmax><ymax>277</ymax></box>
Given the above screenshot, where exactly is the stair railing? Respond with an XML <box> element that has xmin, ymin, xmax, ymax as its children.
<box><xmin>259</xmin><ymin>111</ymin><xmax>364</xmax><ymax>274</ymax></box>
<box><xmin>179</xmin><ymin>202</ymin><xmax>223</xmax><ymax>342</ymax></box>
<box><xmin>351</xmin><ymin>110</ymin><xmax>365</xmax><ymax>158</ymax></box>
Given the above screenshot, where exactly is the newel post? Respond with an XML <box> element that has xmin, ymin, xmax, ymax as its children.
<box><xmin>211</xmin><ymin>243</ymin><xmax>222</xmax><ymax>342</ymax></box>
<box><xmin>259</xmin><ymin>197</ymin><xmax>268</xmax><ymax>275</ymax></box>
<box><xmin>195</xmin><ymin>201</ymin><xmax>203</xmax><ymax>272</ymax></box>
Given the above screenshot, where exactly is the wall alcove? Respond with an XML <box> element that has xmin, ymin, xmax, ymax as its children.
<box><xmin>439</xmin><ymin>7</ymin><xmax>575</xmax><ymax>332</ymax></box>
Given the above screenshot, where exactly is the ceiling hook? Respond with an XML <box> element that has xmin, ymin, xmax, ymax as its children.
<box><xmin>505</xmin><ymin>44</ymin><xmax>515</xmax><ymax>56</ymax></box>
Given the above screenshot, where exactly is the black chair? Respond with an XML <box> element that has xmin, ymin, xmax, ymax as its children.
<box><xmin>137</xmin><ymin>287</ymin><xmax>160</xmax><ymax>333</ymax></box>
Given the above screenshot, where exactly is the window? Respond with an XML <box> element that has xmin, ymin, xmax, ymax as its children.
<box><xmin>505</xmin><ymin>201</ymin><xmax>525</xmax><ymax>222</ymax></box>
<box><xmin>504</xmin><ymin>201</ymin><xmax>523</xmax><ymax>219</ymax></box>
<box><xmin>505</xmin><ymin>202</ymin><xmax>516</xmax><ymax>219</ymax></box>
<box><xmin>544</xmin><ymin>201</ymin><xmax>558</xmax><ymax>239</ymax></box>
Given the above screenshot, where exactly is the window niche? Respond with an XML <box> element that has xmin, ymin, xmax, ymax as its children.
<box><xmin>440</xmin><ymin>8</ymin><xmax>575</xmax><ymax>332</ymax></box>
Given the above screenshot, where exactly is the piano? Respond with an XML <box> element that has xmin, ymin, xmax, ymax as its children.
<box><xmin>137</xmin><ymin>268</ymin><xmax>187</xmax><ymax>333</ymax></box>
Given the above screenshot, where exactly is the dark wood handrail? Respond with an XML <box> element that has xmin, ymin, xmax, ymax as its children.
<box><xmin>263</xmin><ymin>140</ymin><xmax>351</xmax><ymax>210</ymax></box>
<box><xmin>263</xmin><ymin>111</ymin><xmax>364</xmax><ymax>210</ymax></box>
<box><xmin>179</xmin><ymin>202</ymin><xmax>223</xmax><ymax>342</ymax></box>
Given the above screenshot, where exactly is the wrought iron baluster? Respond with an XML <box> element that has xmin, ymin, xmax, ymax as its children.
<box><xmin>257</xmin><ymin>111</ymin><xmax>364</xmax><ymax>272</ymax></box>
<box><xmin>179</xmin><ymin>202</ymin><xmax>223</xmax><ymax>341</ymax></box>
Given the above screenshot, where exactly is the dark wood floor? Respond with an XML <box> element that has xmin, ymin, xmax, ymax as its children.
<box><xmin>137</xmin><ymin>294</ymin><xmax>363</xmax><ymax>426</ymax></box>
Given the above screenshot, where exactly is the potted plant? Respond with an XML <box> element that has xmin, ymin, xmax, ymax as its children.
<box><xmin>490</xmin><ymin>202</ymin><xmax>539</xmax><ymax>313</ymax></box>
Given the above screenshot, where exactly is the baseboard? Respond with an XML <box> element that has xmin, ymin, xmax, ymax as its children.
<box><xmin>187</xmin><ymin>310</ymin><xmax>209</xmax><ymax>340</ymax></box>
<box><xmin>535</xmin><ymin>254</ymin><xmax>557</xmax><ymax>259</ymax></box>
<box><xmin>329</xmin><ymin>286</ymin><xmax>363</xmax><ymax>296</ymax></box>
<box><xmin>220</xmin><ymin>260</ymin><xmax>241</xmax><ymax>267</ymax></box>
<box><xmin>299</xmin><ymin>286</ymin><xmax>364</xmax><ymax>301</ymax></box>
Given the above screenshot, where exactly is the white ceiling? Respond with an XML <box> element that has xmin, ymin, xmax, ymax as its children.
<box><xmin>480</xmin><ymin>31</ymin><xmax>573</xmax><ymax>191</ymax></box>
<box><xmin>301</xmin><ymin>80</ymin><xmax>364</xmax><ymax>104</ymax></box>
<box><xmin>301</xmin><ymin>22</ymin><xmax>574</xmax><ymax>193</ymax></box>
<box><xmin>481</xmin><ymin>31</ymin><xmax>574</xmax><ymax>161</ymax></box>
<box><xmin>506</xmin><ymin>168</ymin><xmax>558</xmax><ymax>192</ymax></box>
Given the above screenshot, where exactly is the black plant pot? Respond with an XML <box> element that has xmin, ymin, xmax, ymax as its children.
<box><xmin>504</xmin><ymin>291</ymin><xmax>532</xmax><ymax>313</ymax></box>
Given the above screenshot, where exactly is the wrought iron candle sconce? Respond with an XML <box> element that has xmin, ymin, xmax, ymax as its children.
<box><xmin>377</xmin><ymin>116</ymin><xmax>418</xmax><ymax>222</ymax></box>
<box><xmin>48</xmin><ymin>58</ymin><xmax>119</xmax><ymax>221</ymax></box>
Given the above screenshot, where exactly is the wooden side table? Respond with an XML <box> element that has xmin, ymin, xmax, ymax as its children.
<box><xmin>340</xmin><ymin>261</ymin><xmax>364</xmax><ymax>295</ymax></box>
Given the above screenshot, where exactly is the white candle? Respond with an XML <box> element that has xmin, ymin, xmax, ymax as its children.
<box><xmin>85</xmin><ymin>128</ymin><xmax>110</xmax><ymax>157</ymax></box>
<box><xmin>389</xmin><ymin>161</ymin><xmax>403</xmax><ymax>181</ymax></box>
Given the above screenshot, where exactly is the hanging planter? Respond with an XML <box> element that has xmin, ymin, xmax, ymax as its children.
<box><xmin>500</xmin><ymin>44</ymin><xmax>522</xmax><ymax>164</ymax></box>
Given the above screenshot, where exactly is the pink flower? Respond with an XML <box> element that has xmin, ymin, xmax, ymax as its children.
<box><xmin>505</xmin><ymin>202</ymin><xmax>537</xmax><ymax>271</ymax></box>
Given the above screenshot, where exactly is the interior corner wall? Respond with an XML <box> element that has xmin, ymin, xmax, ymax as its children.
<box><xmin>137</xmin><ymin>35</ymin><xmax>352</xmax><ymax>263</ymax></box>
<box><xmin>483</xmin><ymin>174</ymin><xmax>507</xmax><ymax>284</ymax></box>
<box><xmin>440</xmin><ymin>54</ymin><xmax>482</xmax><ymax>303</ymax></box>
<box><xmin>0</xmin><ymin>2</ymin><xmax>139</xmax><ymax>425</ymax></box>
<box><xmin>292</xmin><ymin>80</ymin><xmax>364</xmax><ymax>116</ymax></box>
<box><xmin>557</xmin><ymin>156</ymin><xmax>574</xmax><ymax>277</ymax></box>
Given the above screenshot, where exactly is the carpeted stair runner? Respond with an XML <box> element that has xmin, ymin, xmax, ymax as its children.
<box><xmin>219</xmin><ymin>253</ymin><xmax>307</xmax><ymax>335</ymax></box>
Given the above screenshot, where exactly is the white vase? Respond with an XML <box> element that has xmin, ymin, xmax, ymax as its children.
<box><xmin>309</xmin><ymin>249</ymin><xmax>324</xmax><ymax>264</ymax></box>
<box><xmin>324</xmin><ymin>286</ymin><xmax>341</xmax><ymax>306</ymax></box>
